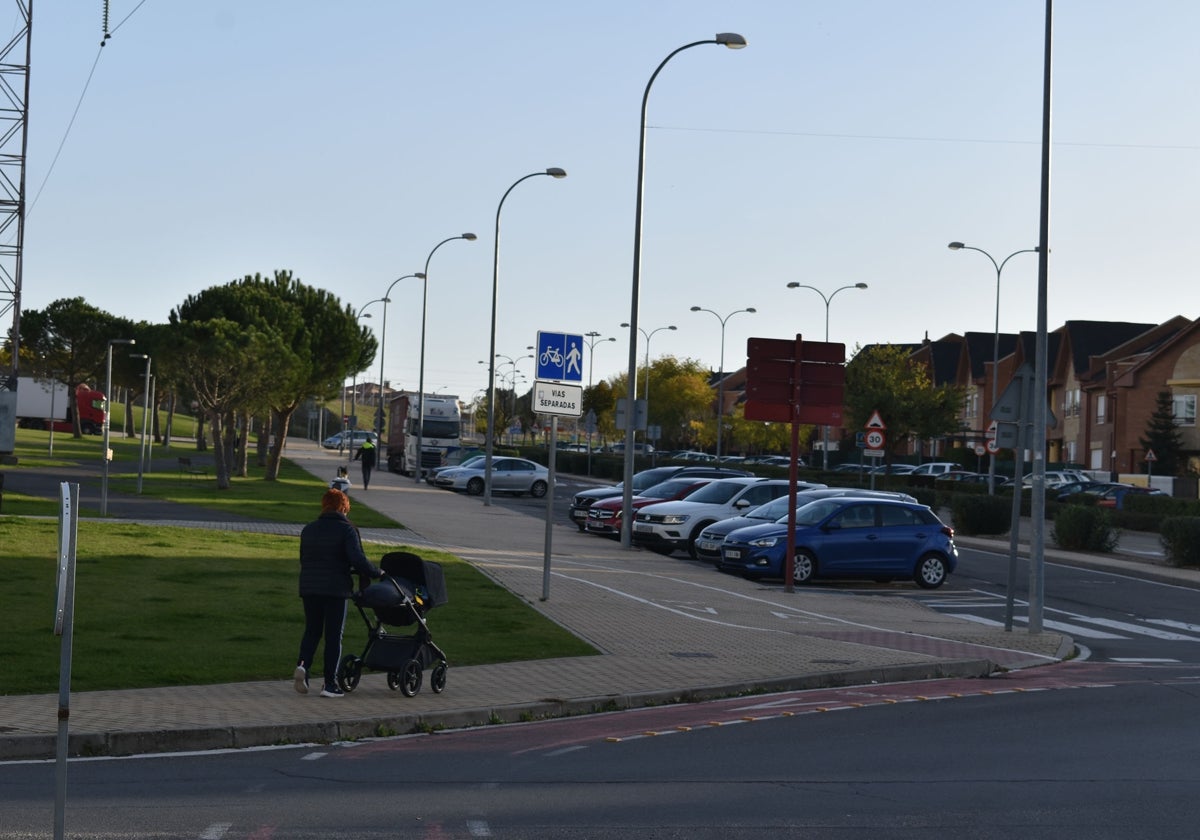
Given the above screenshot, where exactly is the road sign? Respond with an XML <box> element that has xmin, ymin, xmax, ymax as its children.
<box><xmin>1145</xmin><ymin>449</ymin><xmax>1157</xmax><ymax>462</ymax></box>
<box><xmin>744</xmin><ymin>335</ymin><xmax>846</xmax><ymax>424</ymax></box>
<box><xmin>865</xmin><ymin>409</ymin><xmax>886</xmax><ymax>430</ymax></box>
<box><xmin>864</xmin><ymin>429</ymin><xmax>885</xmax><ymax>450</ymax></box>
<box><xmin>985</xmin><ymin>421</ymin><xmax>1000</xmax><ymax>454</ymax></box>
<box><xmin>533</xmin><ymin>380</ymin><xmax>583</xmax><ymax>417</ymax></box>
<box><xmin>535</xmin><ymin>331</ymin><xmax>584</xmax><ymax>382</ymax></box>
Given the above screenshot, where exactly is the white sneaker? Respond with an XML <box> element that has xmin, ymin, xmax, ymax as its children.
<box><xmin>320</xmin><ymin>685</ymin><xmax>345</xmax><ymax>698</ymax></box>
<box><xmin>293</xmin><ymin>666</ymin><xmax>309</xmax><ymax>695</ymax></box>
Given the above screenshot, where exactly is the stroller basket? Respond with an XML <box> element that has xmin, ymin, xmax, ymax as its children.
<box><xmin>340</xmin><ymin>551</ymin><xmax>450</xmax><ymax>697</ymax></box>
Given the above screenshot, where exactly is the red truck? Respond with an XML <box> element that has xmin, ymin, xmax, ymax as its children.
<box><xmin>15</xmin><ymin>377</ymin><xmax>107</xmax><ymax>434</ymax></box>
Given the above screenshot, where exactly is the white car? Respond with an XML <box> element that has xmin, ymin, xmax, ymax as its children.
<box><xmin>631</xmin><ymin>477</ymin><xmax>799</xmax><ymax>558</ymax></box>
<box><xmin>321</xmin><ymin>430</ymin><xmax>378</xmax><ymax>450</ymax></box>
<box><xmin>433</xmin><ymin>456</ymin><xmax>549</xmax><ymax>497</ymax></box>
<box><xmin>1023</xmin><ymin>469</ymin><xmax>1091</xmax><ymax>488</ymax></box>
<box><xmin>910</xmin><ymin>462</ymin><xmax>957</xmax><ymax>476</ymax></box>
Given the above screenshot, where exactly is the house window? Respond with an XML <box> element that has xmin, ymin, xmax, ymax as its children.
<box><xmin>1173</xmin><ymin>394</ymin><xmax>1197</xmax><ymax>427</ymax></box>
<box><xmin>1096</xmin><ymin>394</ymin><xmax>1107</xmax><ymax>425</ymax></box>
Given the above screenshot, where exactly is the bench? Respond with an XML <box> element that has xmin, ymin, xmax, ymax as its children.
<box><xmin>177</xmin><ymin>456</ymin><xmax>211</xmax><ymax>479</ymax></box>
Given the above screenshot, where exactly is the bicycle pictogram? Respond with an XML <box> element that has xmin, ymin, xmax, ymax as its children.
<box><xmin>540</xmin><ymin>346</ymin><xmax>563</xmax><ymax>368</ymax></box>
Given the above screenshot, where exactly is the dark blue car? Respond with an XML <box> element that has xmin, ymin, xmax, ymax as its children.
<box><xmin>717</xmin><ymin>497</ymin><xmax>957</xmax><ymax>588</ymax></box>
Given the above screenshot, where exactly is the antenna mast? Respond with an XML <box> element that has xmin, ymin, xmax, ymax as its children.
<box><xmin>0</xmin><ymin>0</ymin><xmax>32</xmax><ymax>378</ymax></box>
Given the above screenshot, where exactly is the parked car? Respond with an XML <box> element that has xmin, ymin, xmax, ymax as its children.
<box><xmin>631</xmin><ymin>477</ymin><xmax>793</xmax><ymax>558</ymax></box>
<box><xmin>1023</xmin><ymin>469</ymin><xmax>1092</xmax><ymax>488</ymax></box>
<box><xmin>585</xmin><ymin>478</ymin><xmax>715</xmax><ymax>538</ymax></box>
<box><xmin>567</xmin><ymin>465</ymin><xmax>751</xmax><ymax>531</ymax></box>
<box><xmin>321</xmin><ymin>430</ymin><xmax>378</xmax><ymax>450</ymax></box>
<box><xmin>433</xmin><ymin>456</ymin><xmax>548</xmax><ymax>497</ymax></box>
<box><xmin>831</xmin><ymin>462</ymin><xmax>872</xmax><ymax>473</ymax></box>
<box><xmin>426</xmin><ymin>454</ymin><xmax>486</xmax><ymax>485</ymax></box>
<box><xmin>1091</xmin><ymin>483</ymin><xmax>1166</xmax><ymax>509</ymax></box>
<box><xmin>1054</xmin><ymin>479</ymin><xmax>1103</xmax><ymax>500</ymax></box>
<box><xmin>670</xmin><ymin>451</ymin><xmax>718</xmax><ymax>462</ymax></box>
<box><xmin>936</xmin><ymin>471</ymin><xmax>984</xmax><ymax>482</ymax></box>
<box><xmin>909</xmin><ymin>462</ymin><xmax>958</xmax><ymax>476</ymax></box>
<box><xmin>869</xmin><ymin>463</ymin><xmax>917</xmax><ymax>475</ymax></box>
<box><xmin>609</xmin><ymin>442</ymin><xmax>654</xmax><ymax>455</ymax></box>
<box><xmin>692</xmin><ymin>486</ymin><xmax>912</xmax><ymax>564</ymax></box>
<box><xmin>717</xmin><ymin>497</ymin><xmax>958</xmax><ymax>588</ymax></box>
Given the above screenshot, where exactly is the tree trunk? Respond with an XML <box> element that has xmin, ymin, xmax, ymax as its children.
<box><xmin>265</xmin><ymin>405</ymin><xmax>298</xmax><ymax>481</ymax></box>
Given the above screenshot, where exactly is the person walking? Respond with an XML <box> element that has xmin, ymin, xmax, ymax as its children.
<box><xmin>294</xmin><ymin>488</ymin><xmax>382</xmax><ymax>698</ymax></box>
<box><xmin>354</xmin><ymin>437</ymin><xmax>377</xmax><ymax>489</ymax></box>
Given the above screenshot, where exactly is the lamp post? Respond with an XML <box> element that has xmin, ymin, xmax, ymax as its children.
<box><xmin>622</xmin><ymin>33</ymin><xmax>746</xmax><ymax>548</ymax></box>
<box><xmin>485</xmin><ymin>168</ymin><xmax>567</xmax><ymax>506</ymax></box>
<box><xmin>130</xmin><ymin>353</ymin><xmax>151</xmax><ymax>494</ymax></box>
<box><xmin>584</xmin><ymin>331</ymin><xmax>616</xmax><ymax>467</ymax></box>
<box><xmin>489</xmin><ymin>350</ymin><xmax>533</xmax><ymax>445</ymax></box>
<box><xmin>418</xmin><ymin>233</ymin><xmax>477</xmax><ymax>484</ymax></box>
<box><xmin>351</xmin><ymin>299</ymin><xmax>385</xmax><ymax>466</ymax></box>
<box><xmin>690</xmin><ymin>306</ymin><xmax>755</xmax><ymax>460</ymax></box>
<box><xmin>948</xmin><ymin>242</ymin><xmax>1037</xmax><ymax>494</ymax></box>
<box><xmin>101</xmin><ymin>337</ymin><xmax>135</xmax><ymax>516</ymax></box>
<box><xmin>785</xmin><ymin>281</ymin><xmax>868</xmax><ymax>469</ymax></box>
<box><xmin>620</xmin><ymin>322</ymin><xmax>675</xmax><ymax>450</ymax></box>
<box><xmin>376</xmin><ymin>276</ymin><xmax>423</xmax><ymax>451</ymax></box>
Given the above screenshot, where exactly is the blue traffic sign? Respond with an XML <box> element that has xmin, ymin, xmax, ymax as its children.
<box><xmin>535</xmin><ymin>331</ymin><xmax>584</xmax><ymax>382</ymax></box>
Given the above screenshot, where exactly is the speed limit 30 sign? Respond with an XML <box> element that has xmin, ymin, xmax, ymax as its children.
<box><xmin>865</xmin><ymin>430</ymin><xmax>885</xmax><ymax>450</ymax></box>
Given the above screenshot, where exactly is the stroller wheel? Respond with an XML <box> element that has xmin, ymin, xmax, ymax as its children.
<box><xmin>338</xmin><ymin>654</ymin><xmax>362</xmax><ymax>693</ymax></box>
<box><xmin>400</xmin><ymin>659</ymin><xmax>423</xmax><ymax>697</ymax></box>
<box><xmin>386</xmin><ymin>671</ymin><xmax>401</xmax><ymax>691</ymax></box>
<box><xmin>430</xmin><ymin>662</ymin><xmax>448</xmax><ymax>694</ymax></box>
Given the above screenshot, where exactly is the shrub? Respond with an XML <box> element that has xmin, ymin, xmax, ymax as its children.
<box><xmin>1052</xmin><ymin>505</ymin><xmax>1118</xmax><ymax>552</ymax></box>
<box><xmin>950</xmin><ymin>493</ymin><xmax>1011</xmax><ymax>536</ymax></box>
<box><xmin>1159</xmin><ymin>517</ymin><xmax>1200</xmax><ymax>567</ymax></box>
<box><xmin>907</xmin><ymin>486</ymin><xmax>937</xmax><ymax>510</ymax></box>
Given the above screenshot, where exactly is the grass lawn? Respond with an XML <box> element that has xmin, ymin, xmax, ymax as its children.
<box><xmin>1</xmin><ymin>431</ymin><xmax>598</xmax><ymax>695</ymax></box>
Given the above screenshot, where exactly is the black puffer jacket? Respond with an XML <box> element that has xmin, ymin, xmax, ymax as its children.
<box><xmin>298</xmin><ymin>512</ymin><xmax>381</xmax><ymax>598</ymax></box>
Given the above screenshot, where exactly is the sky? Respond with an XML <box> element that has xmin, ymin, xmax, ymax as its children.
<box><xmin>16</xmin><ymin>1</ymin><xmax>1200</xmax><ymax>404</ymax></box>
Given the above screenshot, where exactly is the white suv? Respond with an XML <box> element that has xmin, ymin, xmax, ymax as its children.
<box><xmin>631</xmin><ymin>477</ymin><xmax>803</xmax><ymax>558</ymax></box>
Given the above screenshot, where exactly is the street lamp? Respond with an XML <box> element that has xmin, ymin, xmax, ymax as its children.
<box><xmin>376</xmin><ymin>276</ymin><xmax>424</xmax><ymax>449</ymax></box>
<box><xmin>584</xmin><ymin>331</ymin><xmax>616</xmax><ymax>468</ymax></box>
<box><xmin>622</xmin><ymin>33</ymin><xmax>746</xmax><ymax>548</ymax></box>
<box><xmin>491</xmin><ymin>350</ymin><xmax>533</xmax><ymax>445</ymax></box>
<box><xmin>485</xmin><ymin>168</ymin><xmax>567</xmax><ymax>506</ymax></box>
<box><xmin>101</xmin><ymin>337</ymin><xmax>135</xmax><ymax>515</ymax></box>
<box><xmin>130</xmin><ymin>353</ymin><xmax>151</xmax><ymax>494</ymax></box>
<box><xmin>785</xmin><ymin>281</ymin><xmax>868</xmax><ymax>470</ymax></box>
<box><xmin>350</xmin><ymin>299</ymin><xmax>385</xmax><ymax>465</ymax></box>
<box><xmin>948</xmin><ymin>242</ymin><xmax>1037</xmax><ymax>493</ymax></box>
<box><xmin>690</xmin><ymin>306</ymin><xmax>755</xmax><ymax>460</ymax></box>
<box><xmin>620</xmin><ymin>322</ymin><xmax>676</xmax><ymax>453</ymax></box>
<box><xmin>418</xmin><ymin>233</ymin><xmax>477</xmax><ymax>484</ymax></box>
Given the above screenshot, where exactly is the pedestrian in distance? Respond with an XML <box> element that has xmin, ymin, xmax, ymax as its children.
<box><xmin>354</xmin><ymin>437</ymin><xmax>377</xmax><ymax>489</ymax></box>
<box><xmin>294</xmin><ymin>488</ymin><xmax>383</xmax><ymax>698</ymax></box>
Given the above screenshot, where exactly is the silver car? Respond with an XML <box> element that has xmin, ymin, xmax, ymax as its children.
<box><xmin>433</xmin><ymin>456</ymin><xmax>549</xmax><ymax>497</ymax></box>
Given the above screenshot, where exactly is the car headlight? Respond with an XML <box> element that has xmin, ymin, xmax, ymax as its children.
<box><xmin>749</xmin><ymin>536</ymin><xmax>779</xmax><ymax>548</ymax></box>
<box><xmin>661</xmin><ymin>514</ymin><xmax>690</xmax><ymax>525</ymax></box>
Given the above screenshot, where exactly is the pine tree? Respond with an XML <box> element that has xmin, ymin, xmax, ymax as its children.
<box><xmin>1138</xmin><ymin>390</ymin><xmax>1184</xmax><ymax>475</ymax></box>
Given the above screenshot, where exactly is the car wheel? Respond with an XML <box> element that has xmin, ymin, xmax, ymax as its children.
<box><xmin>466</xmin><ymin>477</ymin><xmax>485</xmax><ymax>496</ymax></box>
<box><xmin>792</xmin><ymin>549</ymin><xmax>816</xmax><ymax>584</ymax></box>
<box><xmin>914</xmin><ymin>554</ymin><xmax>948</xmax><ymax>589</ymax></box>
<box><xmin>529</xmin><ymin>480</ymin><xmax>548</xmax><ymax>498</ymax></box>
<box><xmin>686</xmin><ymin>523</ymin><xmax>713</xmax><ymax>560</ymax></box>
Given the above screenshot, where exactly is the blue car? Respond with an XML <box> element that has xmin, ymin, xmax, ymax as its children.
<box><xmin>717</xmin><ymin>497</ymin><xmax>957</xmax><ymax>588</ymax></box>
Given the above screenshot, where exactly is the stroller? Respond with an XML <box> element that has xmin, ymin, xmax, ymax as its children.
<box><xmin>330</xmin><ymin>465</ymin><xmax>351</xmax><ymax>492</ymax></box>
<box><xmin>337</xmin><ymin>551</ymin><xmax>449</xmax><ymax>697</ymax></box>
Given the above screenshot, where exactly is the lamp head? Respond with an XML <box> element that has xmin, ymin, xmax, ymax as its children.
<box><xmin>855</xmin><ymin>283</ymin><xmax>868</xmax><ymax>289</ymax></box>
<box><xmin>690</xmin><ymin>306</ymin><xmax>702</xmax><ymax>312</ymax></box>
<box><xmin>461</xmin><ymin>233</ymin><xmax>477</xmax><ymax>242</ymax></box>
<box><xmin>745</xmin><ymin>307</ymin><xmax>757</xmax><ymax>313</ymax></box>
<box><xmin>668</xmin><ymin>325</ymin><xmax>677</xmax><ymax>331</ymax></box>
<box><xmin>620</xmin><ymin>322</ymin><xmax>631</xmax><ymax>328</ymax></box>
<box><xmin>947</xmin><ymin>241</ymin><xmax>965</xmax><ymax>250</ymax></box>
<box><xmin>546</xmin><ymin>167</ymin><xmax>567</xmax><ymax>179</ymax></box>
<box><xmin>415</xmin><ymin>272</ymin><xmax>427</xmax><ymax>279</ymax></box>
<box><xmin>716</xmin><ymin>32</ymin><xmax>748</xmax><ymax>48</ymax></box>
<box><xmin>786</xmin><ymin>281</ymin><xmax>800</xmax><ymax>289</ymax></box>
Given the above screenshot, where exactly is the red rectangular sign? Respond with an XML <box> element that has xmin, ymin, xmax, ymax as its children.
<box><xmin>745</xmin><ymin>401</ymin><xmax>844</xmax><ymax>425</ymax></box>
<box><xmin>745</xmin><ymin>380</ymin><xmax>796</xmax><ymax>403</ymax></box>
<box><xmin>746</xmin><ymin>337</ymin><xmax>798</xmax><ymax>362</ymax></box>
<box><xmin>799</xmin><ymin>341</ymin><xmax>846</xmax><ymax>364</ymax></box>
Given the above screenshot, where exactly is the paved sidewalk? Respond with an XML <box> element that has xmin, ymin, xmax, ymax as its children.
<box><xmin>1</xmin><ymin>441</ymin><xmax>1188</xmax><ymax>761</ymax></box>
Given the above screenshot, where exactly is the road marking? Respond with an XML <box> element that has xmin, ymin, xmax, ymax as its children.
<box><xmin>1147</xmin><ymin>619</ymin><xmax>1200</xmax><ymax>633</ymax></box>
<box><xmin>200</xmin><ymin>825</ymin><xmax>232</xmax><ymax>840</ymax></box>
<box><xmin>1111</xmin><ymin>657</ymin><xmax>1181</xmax><ymax>663</ymax></box>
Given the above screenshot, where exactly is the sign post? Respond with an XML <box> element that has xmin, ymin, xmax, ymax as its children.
<box><xmin>54</xmin><ymin>482</ymin><xmax>79</xmax><ymax>840</ymax></box>
<box><xmin>534</xmin><ymin>331</ymin><xmax>584</xmax><ymax>602</ymax></box>
<box><xmin>744</xmin><ymin>334</ymin><xmax>846</xmax><ymax>592</ymax></box>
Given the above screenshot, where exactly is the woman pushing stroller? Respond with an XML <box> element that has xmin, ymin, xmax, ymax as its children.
<box><xmin>293</xmin><ymin>488</ymin><xmax>383</xmax><ymax>698</ymax></box>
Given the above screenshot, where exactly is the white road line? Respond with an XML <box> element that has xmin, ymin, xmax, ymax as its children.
<box><xmin>1015</xmin><ymin>617</ymin><xmax>1128</xmax><ymax>640</ymax></box>
<box><xmin>467</xmin><ymin>819</ymin><xmax>493</xmax><ymax>837</ymax></box>
<box><xmin>1147</xmin><ymin>619</ymin><xmax>1200</xmax><ymax>633</ymax></box>
<box><xmin>1111</xmin><ymin>657</ymin><xmax>1181</xmax><ymax>663</ymax></box>
<box><xmin>1047</xmin><ymin>612</ymin><xmax>1200</xmax><ymax>641</ymax></box>
<box><xmin>200</xmin><ymin>825</ymin><xmax>231</xmax><ymax>840</ymax></box>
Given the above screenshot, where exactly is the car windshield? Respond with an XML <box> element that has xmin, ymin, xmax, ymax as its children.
<box><xmin>631</xmin><ymin>468</ymin><xmax>678</xmax><ymax>491</ymax></box>
<box><xmin>421</xmin><ymin>419</ymin><xmax>459</xmax><ymax>439</ymax></box>
<box><xmin>640</xmin><ymin>478</ymin><xmax>702</xmax><ymax>499</ymax></box>
<box><xmin>678</xmin><ymin>481</ymin><xmax>747</xmax><ymax>505</ymax></box>
<box><xmin>748</xmin><ymin>496</ymin><xmax>794</xmax><ymax>521</ymax></box>
<box><xmin>793</xmin><ymin>499</ymin><xmax>843</xmax><ymax>526</ymax></box>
